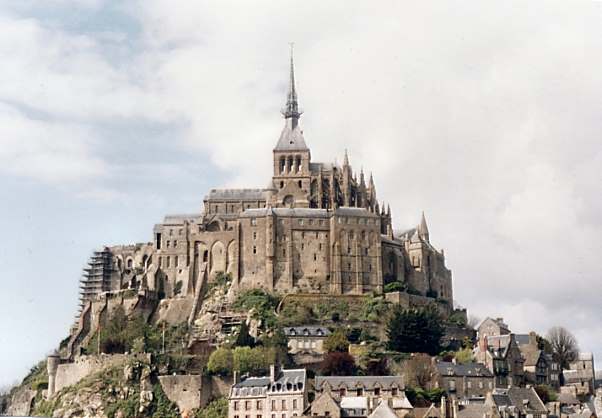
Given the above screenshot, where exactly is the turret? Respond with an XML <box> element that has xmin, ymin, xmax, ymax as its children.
<box><xmin>418</xmin><ymin>211</ymin><xmax>430</xmax><ymax>243</ymax></box>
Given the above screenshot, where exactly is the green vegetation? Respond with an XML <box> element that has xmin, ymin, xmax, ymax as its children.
<box><xmin>207</xmin><ymin>345</ymin><xmax>286</xmax><ymax>376</ymax></box>
<box><xmin>234</xmin><ymin>321</ymin><xmax>256</xmax><ymax>348</ymax></box>
<box><xmin>207</xmin><ymin>272</ymin><xmax>232</xmax><ymax>294</ymax></box>
<box><xmin>232</xmin><ymin>289</ymin><xmax>280</xmax><ymax>329</ymax></box>
<box><xmin>386</xmin><ymin>305</ymin><xmax>444</xmax><ymax>355</ymax></box>
<box><xmin>454</xmin><ymin>347</ymin><xmax>474</xmax><ymax>364</ymax></box>
<box><xmin>405</xmin><ymin>387</ymin><xmax>446</xmax><ymax>407</ymax></box>
<box><xmin>383</xmin><ymin>281</ymin><xmax>406</xmax><ymax>293</ymax></box>
<box><xmin>195</xmin><ymin>398</ymin><xmax>228</xmax><ymax>418</ymax></box>
<box><xmin>534</xmin><ymin>384</ymin><xmax>558</xmax><ymax>403</ymax></box>
<box><xmin>323</xmin><ymin>329</ymin><xmax>350</xmax><ymax>353</ymax></box>
<box><xmin>360</xmin><ymin>296</ymin><xmax>390</xmax><ymax>322</ymax></box>
<box><xmin>85</xmin><ymin>306</ymin><xmax>189</xmax><ymax>355</ymax></box>
<box><xmin>21</xmin><ymin>360</ymin><xmax>48</xmax><ymax>391</ymax></box>
<box><xmin>320</xmin><ymin>352</ymin><xmax>356</xmax><ymax>376</ymax></box>
<box><xmin>447</xmin><ymin>310</ymin><xmax>468</xmax><ymax>327</ymax></box>
<box><xmin>149</xmin><ymin>382</ymin><xmax>180</xmax><ymax>418</ymax></box>
<box><xmin>207</xmin><ymin>347</ymin><xmax>234</xmax><ymax>376</ymax></box>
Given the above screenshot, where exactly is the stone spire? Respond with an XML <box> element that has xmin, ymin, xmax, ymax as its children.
<box><xmin>418</xmin><ymin>211</ymin><xmax>430</xmax><ymax>242</ymax></box>
<box><xmin>281</xmin><ymin>44</ymin><xmax>302</xmax><ymax>129</ymax></box>
<box><xmin>344</xmin><ymin>149</ymin><xmax>350</xmax><ymax>166</ymax></box>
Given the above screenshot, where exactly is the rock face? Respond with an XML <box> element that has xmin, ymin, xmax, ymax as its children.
<box><xmin>7</xmin><ymin>386</ymin><xmax>37</xmax><ymax>416</ymax></box>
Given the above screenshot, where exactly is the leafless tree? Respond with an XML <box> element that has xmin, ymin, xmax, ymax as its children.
<box><xmin>547</xmin><ymin>326</ymin><xmax>579</xmax><ymax>370</ymax></box>
<box><xmin>403</xmin><ymin>353</ymin><xmax>437</xmax><ymax>389</ymax></box>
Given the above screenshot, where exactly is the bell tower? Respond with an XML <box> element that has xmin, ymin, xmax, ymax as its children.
<box><xmin>272</xmin><ymin>46</ymin><xmax>311</xmax><ymax>208</ymax></box>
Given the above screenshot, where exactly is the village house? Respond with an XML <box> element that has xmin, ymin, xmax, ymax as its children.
<box><xmin>484</xmin><ymin>387</ymin><xmax>547</xmax><ymax>418</ymax></box>
<box><xmin>434</xmin><ymin>361</ymin><xmax>494</xmax><ymax>401</ymax></box>
<box><xmin>284</xmin><ymin>326</ymin><xmax>331</xmax><ymax>355</ymax></box>
<box><xmin>228</xmin><ymin>366</ymin><xmax>307</xmax><ymax>418</ymax></box>
<box><xmin>474</xmin><ymin>335</ymin><xmax>524</xmax><ymax>389</ymax></box>
<box><xmin>515</xmin><ymin>333</ymin><xmax>560</xmax><ymax>389</ymax></box>
<box><xmin>313</xmin><ymin>376</ymin><xmax>412</xmax><ymax>418</ymax></box>
<box><xmin>564</xmin><ymin>353</ymin><xmax>596</xmax><ymax>396</ymax></box>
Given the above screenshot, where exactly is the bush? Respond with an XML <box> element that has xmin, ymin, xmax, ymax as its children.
<box><xmin>534</xmin><ymin>384</ymin><xmax>558</xmax><ymax>403</ymax></box>
<box><xmin>207</xmin><ymin>348</ymin><xmax>234</xmax><ymax>376</ymax></box>
<box><xmin>360</xmin><ymin>296</ymin><xmax>390</xmax><ymax>322</ymax></box>
<box><xmin>321</xmin><ymin>352</ymin><xmax>356</xmax><ymax>376</ymax></box>
<box><xmin>384</xmin><ymin>282</ymin><xmax>405</xmax><ymax>293</ymax></box>
<box><xmin>386</xmin><ymin>305</ymin><xmax>444</xmax><ymax>355</ymax></box>
<box><xmin>195</xmin><ymin>398</ymin><xmax>228</xmax><ymax>418</ymax></box>
<box><xmin>233</xmin><ymin>289</ymin><xmax>280</xmax><ymax>329</ymax></box>
<box><xmin>405</xmin><ymin>387</ymin><xmax>446</xmax><ymax>407</ymax></box>
<box><xmin>324</xmin><ymin>330</ymin><xmax>350</xmax><ymax>353</ymax></box>
<box><xmin>454</xmin><ymin>347</ymin><xmax>473</xmax><ymax>364</ymax></box>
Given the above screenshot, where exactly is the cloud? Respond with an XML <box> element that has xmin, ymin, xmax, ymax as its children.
<box><xmin>1</xmin><ymin>0</ymin><xmax>601</xmax><ymax>386</ymax></box>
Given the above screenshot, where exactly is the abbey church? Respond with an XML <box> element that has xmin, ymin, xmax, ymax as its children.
<box><xmin>78</xmin><ymin>53</ymin><xmax>453</xmax><ymax>326</ymax></box>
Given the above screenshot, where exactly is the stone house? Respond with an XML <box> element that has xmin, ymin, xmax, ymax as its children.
<box><xmin>314</xmin><ymin>376</ymin><xmax>411</xmax><ymax>417</ymax></box>
<box><xmin>515</xmin><ymin>333</ymin><xmax>559</xmax><ymax>389</ymax></box>
<box><xmin>228</xmin><ymin>366</ymin><xmax>307</xmax><ymax>418</ymax></box>
<box><xmin>564</xmin><ymin>353</ymin><xmax>596</xmax><ymax>396</ymax></box>
<box><xmin>485</xmin><ymin>387</ymin><xmax>547</xmax><ymax>418</ymax></box>
<box><xmin>434</xmin><ymin>361</ymin><xmax>494</xmax><ymax>400</ymax></box>
<box><xmin>474</xmin><ymin>334</ymin><xmax>524</xmax><ymax>388</ymax></box>
<box><xmin>284</xmin><ymin>326</ymin><xmax>331</xmax><ymax>355</ymax></box>
<box><xmin>477</xmin><ymin>319</ymin><xmax>511</xmax><ymax>341</ymax></box>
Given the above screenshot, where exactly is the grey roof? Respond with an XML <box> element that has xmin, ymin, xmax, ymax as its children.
<box><xmin>514</xmin><ymin>334</ymin><xmax>532</xmax><ymax>346</ymax></box>
<box><xmin>558</xmin><ymin>392</ymin><xmax>580</xmax><ymax>405</ymax></box>
<box><xmin>240</xmin><ymin>207</ymin><xmax>331</xmax><ymax>218</ymax></box>
<box><xmin>436</xmin><ymin>362</ymin><xmax>493</xmax><ymax>377</ymax></box>
<box><xmin>162</xmin><ymin>214</ymin><xmax>202</xmax><ymax>224</ymax></box>
<box><xmin>315</xmin><ymin>376</ymin><xmax>404</xmax><ymax>390</ymax></box>
<box><xmin>520</xmin><ymin>348</ymin><xmax>543</xmax><ymax>367</ymax></box>
<box><xmin>334</xmin><ymin>207</ymin><xmax>377</xmax><ymax>217</ymax></box>
<box><xmin>457</xmin><ymin>405</ymin><xmax>495</xmax><ymax>418</ymax></box>
<box><xmin>205</xmin><ymin>188</ymin><xmax>269</xmax><ymax>201</ymax></box>
<box><xmin>310</xmin><ymin>162</ymin><xmax>336</xmax><ymax>173</ymax></box>
<box><xmin>275</xmin><ymin>120</ymin><xmax>308</xmax><ymax>151</ymax></box>
<box><xmin>491</xmin><ymin>388</ymin><xmax>547</xmax><ymax>414</ymax></box>
<box><xmin>284</xmin><ymin>326</ymin><xmax>331</xmax><ymax>337</ymax></box>
<box><xmin>369</xmin><ymin>401</ymin><xmax>400</xmax><ymax>418</ymax></box>
<box><xmin>231</xmin><ymin>369</ymin><xmax>306</xmax><ymax>397</ymax></box>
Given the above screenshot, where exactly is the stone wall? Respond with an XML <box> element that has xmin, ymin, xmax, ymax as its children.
<box><xmin>152</xmin><ymin>296</ymin><xmax>195</xmax><ymax>325</ymax></box>
<box><xmin>158</xmin><ymin>375</ymin><xmax>209</xmax><ymax>412</ymax></box>
<box><xmin>53</xmin><ymin>353</ymin><xmax>150</xmax><ymax>395</ymax></box>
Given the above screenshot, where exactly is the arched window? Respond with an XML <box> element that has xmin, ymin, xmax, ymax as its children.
<box><xmin>127</xmin><ymin>258</ymin><xmax>133</xmax><ymax>269</ymax></box>
<box><xmin>280</xmin><ymin>157</ymin><xmax>286</xmax><ymax>174</ymax></box>
<box><xmin>295</xmin><ymin>155</ymin><xmax>302</xmax><ymax>172</ymax></box>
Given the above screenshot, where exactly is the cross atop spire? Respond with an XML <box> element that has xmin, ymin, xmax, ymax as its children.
<box><xmin>281</xmin><ymin>43</ymin><xmax>302</xmax><ymax>128</ymax></box>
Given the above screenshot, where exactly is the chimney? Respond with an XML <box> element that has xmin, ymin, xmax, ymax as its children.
<box><xmin>528</xmin><ymin>332</ymin><xmax>537</xmax><ymax>347</ymax></box>
<box><xmin>441</xmin><ymin>396</ymin><xmax>447</xmax><ymax>418</ymax></box>
<box><xmin>270</xmin><ymin>364</ymin><xmax>277</xmax><ymax>383</ymax></box>
<box><xmin>452</xmin><ymin>398</ymin><xmax>458</xmax><ymax>418</ymax></box>
<box><xmin>234</xmin><ymin>370</ymin><xmax>240</xmax><ymax>384</ymax></box>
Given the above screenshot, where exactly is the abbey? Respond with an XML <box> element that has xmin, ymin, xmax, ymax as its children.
<box><xmin>77</xmin><ymin>54</ymin><xmax>453</xmax><ymax>321</ymax></box>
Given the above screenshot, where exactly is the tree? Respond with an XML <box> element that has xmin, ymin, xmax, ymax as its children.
<box><xmin>207</xmin><ymin>347</ymin><xmax>233</xmax><ymax>376</ymax></box>
<box><xmin>233</xmin><ymin>347</ymin><xmax>268</xmax><ymax>375</ymax></box>
<box><xmin>386</xmin><ymin>306</ymin><xmax>444</xmax><ymax>355</ymax></box>
<box><xmin>404</xmin><ymin>354</ymin><xmax>437</xmax><ymax>388</ymax></box>
<box><xmin>454</xmin><ymin>347</ymin><xmax>474</xmax><ymax>364</ymax></box>
<box><xmin>321</xmin><ymin>352</ymin><xmax>356</xmax><ymax>376</ymax></box>
<box><xmin>324</xmin><ymin>329</ymin><xmax>350</xmax><ymax>353</ymax></box>
<box><xmin>547</xmin><ymin>326</ymin><xmax>579</xmax><ymax>370</ymax></box>
<box><xmin>534</xmin><ymin>385</ymin><xmax>557</xmax><ymax>403</ymax></box>
<box><xmin>195</xmin><ymin>398</ymin><xmax>228</xmax><ymax>418</ymax></box>
<box><xmin>235</xmin><ymin>321</ymin><xmax>255</xmax><ymax>348</ymax></box>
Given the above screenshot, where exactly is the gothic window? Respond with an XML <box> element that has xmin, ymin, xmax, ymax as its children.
<box><xmin>253</xmin><ymin>232</ymin><xmax>257</xmax><ymax>240</ymax></box>
<box><xmin>174</xmin><ymin>240</ymin><xmax>178</xmax><ymax>247</ymax></box>
<box><xmin>319</xmin><ymin>243</ymin><xmax>323</xmax><ymax>251</ymax></box>
<box><xmin>253</xmin><ymin>246</ymin><xmax>257</xmax><ymax>254</ymax></box>
<box><xmin>127</xmin><ymin>258</ymin><xmax>133</xmax><ymax>269</ymax></box>
<box><xmin>175</xmin><ymin>256</ymin><xmax>179</xmax><ymax>267</ymax></box>
<box><xmin>313</xmin><ymin>253</ymin><xmax>317</xmax><ymax>261</ymax></box>
<box><xmin>203</xmin><ymin>250</ymin><xmax>208</xmax><ymax>262</ymax></box>
<box><xmin>287</xmin><ymin>156</ymin><xmax>293</xmax><ymax>172</ymax></box>
<box><xmin>280</xmin><ymin>181</ymin><xmax>284</xmax><ymax>189</ymax></box>
<box><xmin>280</xmin><ymin>157</ymin><xmax>286</xmax><ymax>174</ymax></box>
<box><xmin>166</xmin><ymin>240</ymin><xmax>170</xmax><ymax>248</ymax></box>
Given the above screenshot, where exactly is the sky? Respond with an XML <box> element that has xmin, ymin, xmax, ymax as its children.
<box><xmin>0</xmin><ymin>1</ymin><xmax>601</xmax><ymax>388</ymax></box>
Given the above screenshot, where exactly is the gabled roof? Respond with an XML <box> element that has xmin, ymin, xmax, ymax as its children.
<box><xmin>519</xmin><ymin>348</ymin><xmax>543</xmax><ymax>367</ymax></box>
<box><xmin>436</xmin><ymin>361</ymin><xmax>493</xmax><ymax>377</ymax></box>
<box><xmin>369</xmin><ymin>401</ymin><xmax>399</xmax><ymax>418</ymax></box>
<box><xmin>205</xmin><ymin>188</ymin><xmax>269</xmax><ymax>201</ymax></box>
<box><xmin>315</xmin><ymin>376</ymin><xmax>404</xmax><ymax>390</ymax></box>
<box><xmin>489</xmin><ymin>387</ymin><xmax>547</xmax><ymax>414</ymax></box>
<box><xmin>284</xmin><ymin>326</ymin><xmax>331</xmax><ymax>337</ymax></box>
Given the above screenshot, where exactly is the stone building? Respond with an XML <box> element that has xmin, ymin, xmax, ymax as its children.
<box><xmin>474</xmin><ymin>335</ymin><xmax>524</xmax><ymax>389</ymax></box>
<box><xmin>515</xmin><ymin>333</ymin><xmax>559</xmax><ymax>389</ymax></box>
<box><xmin>67</xmin><ymin>52</ymin><xmax>454</xmax><ymax>355</ymax></box>
<box><xmin>434</xmin><ymin>361</ymin><xmax>494</xmax><ymax>401</ymax></box>
<box><xmin>228</xmin><ymin>366</ymin><xmax>307</xmax><ymax>418</ymax></box>
<box><xmin>284</xmin><ymin>326</ymin><xmax>331</xmax><ymax>355</ymax></box>
<box><xmin>484</xmin><ymin>387</ymin><xmax>547</xmax><ymax>418</ymax></box>
<box><xmin>564</xmin><ymin>353</ymin><xmax>596</xmax><ymax>396</ymax></box>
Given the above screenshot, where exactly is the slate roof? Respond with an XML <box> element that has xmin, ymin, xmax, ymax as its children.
<box><xmin>334</xmin><ymin>207</ymin><xmax>377</xmax><ymax>217</ymax></box>
<box><xmin>340</xmin><ymin>396</ymin><xmax>368</xmax><ymax>410</ymax></box>
<box><xmin>283</xmin><ymin>326</ymin><xmax>331</xmax><ymax>337</ymax></box>
<box><xmin>162</xmin><ymin>214</ymin><xmax>202</xmax><ymax>224</ymax></box>
<box><xmin>240</xmin><ymin>207</ymin><xmax>331</xmax><ymax>218</ymax></box>
<box><xmin>369</xmin><ymin>401</ymin><xmax>400</xmax><ymax>418</ymax></box>
<box><xmin>315</xmin><ymin>376</ymin><xmax>404</xmax><ymax>390</ymax></box>
<box><xmin>457</xmin><ymin>405</ymin><xmax>496</xmax><ymax>418</ymax></box>
<box><xmin>490</xmin><ymin>387</ymin><xmax>547</xmax><ymax>414</ymax></box>
<box><xmin>514</xmin><ymin>334</ymin><xmax>532</xmax><ymax>346</ymax></box>
<box><xmin>275</xmin><ymin>121</ymin><xmax>308</xmax><ymax>151</ymax></box>
<box><xmin>205</xmin><ymin>188</ymin><xmax>269</xmax><ymax>201</ymax></box>
<box><xmin>436</xmin><ymin>362</ymin><xmax>493</xmax><ymax>377</ymax></box>
<box><xmin>231</xmin><ymin>369</ymin><xmax>306</xmax><ymax>397</ymax></box>
<box><xmin>519</xmin><ymin>348</ymin><xmax>543</xmax><ymax>367</ymax></box>
<box><xmin>413</xmin><ymin>405</ymin><xmax>441</xmax><ymax>418</ymax></box>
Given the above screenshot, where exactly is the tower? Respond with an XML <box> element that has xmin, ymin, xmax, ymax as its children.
<box><xmin>272</xmin><ymin>46</ymin><xmax>311</xmax><ymax>208</ymax></box>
